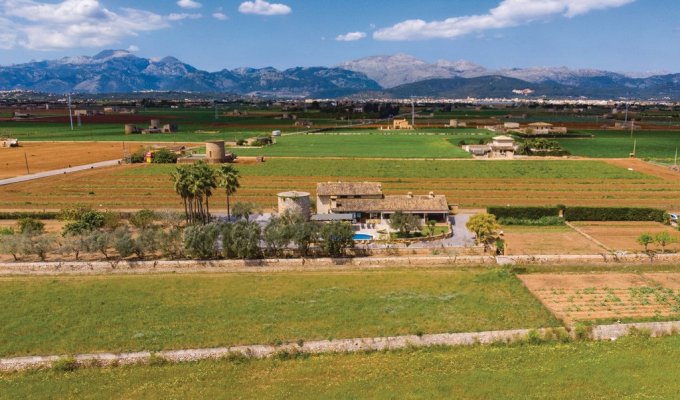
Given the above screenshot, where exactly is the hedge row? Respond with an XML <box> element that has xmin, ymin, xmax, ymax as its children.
<box><xmin>0</xmin><ymin>211</ymin><xmax>59</xmax><ymax>220</ymax></box>
<box><xmin>563</xmin><ymin>207</ymin><xmax>666</xmax><ymax>222</ymax></box>
<box><xmin>487</xmin><ymin>206</ymin><xmax>560</xmax><ymax>220</ymax></box>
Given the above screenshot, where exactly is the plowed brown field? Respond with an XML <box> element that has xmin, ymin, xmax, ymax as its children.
<box><xmin>520</xmin><ymin>273</ymin><xmax>680</xmax><ymax>323</ymax></box>
<box><xmin>3</xmin><ymin>160</ymin><xmax>680</xmax><ymax>211</ymax></box>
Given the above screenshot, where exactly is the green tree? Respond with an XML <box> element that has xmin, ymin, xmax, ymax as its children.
<box><xmin>0</xmin><ymin>234</ymin><xmax>23</xmax><ymax>261</ymax></box>
<box><xmin>129</xmin><ymin>209</ymin><xmax>157</xmax><ymax>229</ymax></box>
<box><xmin>281</xmin><ymin>212</ymin><xmax>320</xmax><ymax>257</ymax></box>
<box><xmin>319</xmin><ymin>222</ymin><xmax>354</xmax><ymax>258</ymax></box>
<box><xmin>637</xmin><ymin>233</ymin><xmax>654</xmax><ymax>252</ymax></box>
<box><xmin>232</xmin><ymin>202</ymin><xmax>261</xmax><ymax>221</ymax></box>
<box><xmin>17</xmin><ymin>218</ymin><xmax>45</xmax><ymax>236</ymax></box>
<box><xmin>426</xmin><ymin>219</ymin><xmax>437</xmax><ymax>237</ymax></box>
<box><xmin>230</xmin><ymin>220</ymin><xmax>262</xmax><ymax>260</ymax></box>
<box><xmin>134</xmin><ymin>228</ymin><xmax>159</xmax><ymax>259</ymax></box>
<box><xmin>217</xmin><ymin>164</ymin><xmax>240</xmax><ymax>220</ymax></box>
<box><xmin>263</xmin><ymin>216</ymin><xmax>291</xmax><ymax>257</ymax></box>
<box><xmin>86</xmin><ymin>230</ymin><xmax>112</xmax><ymax>260</ymax></box>
<box><xmin>151</xmin><ymin>148</ymin><xmax>178</xmax><ymax>164</ymax></box>
<box><xmin>183</xmin><ymin>223</ymin><xmax>221</xmax><ymax>259</ymax></box>
<box><xmin>60</xmin><ymin>233</ymin><xmax>88</xmax><ymax>261</ymax></box>
<box><xmin>389</xmin><ymin>211</ymin><xmax>422</xmax><ymax>236</ymax></box>
<box><xmin>655</xmin><ymin>231</ymin><xmax>677</xmax><ymax>253</ymax></box>
<box><xmin>113</xmin><ymin>226</ymin><xmax>135</xmax><ymax>258</ymax></box>
<box><xmin>23</xmin><ymin>234</ymin><xmax>56</xmax><ymax>261</ymax></box>
<box><xmin>466</xmin><ymin>213</ymin><xmax>501</xmax><ymax>251</ymax></box>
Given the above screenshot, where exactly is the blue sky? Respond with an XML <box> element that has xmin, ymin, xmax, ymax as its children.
<box><xmin>0</xmin><ymin>0</ymin><xmax>678</xmax><ymax>74</ymax></box>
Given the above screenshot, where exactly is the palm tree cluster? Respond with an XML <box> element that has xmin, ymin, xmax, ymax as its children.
<box><xmin>171</xmin><ymin>162</ymin><xmax>240</xmax><ymax>224</ymax></box>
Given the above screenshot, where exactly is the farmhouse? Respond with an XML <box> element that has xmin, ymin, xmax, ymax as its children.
<box><xmin>392</xmin><ymin>119</ymin><xmax>413</xmax><ymax>130</ymax></box>
<box><xmin>316</xmin><ymin>182</ymin><xmax>449</xmax><ymax>223</ymax></box>
<box><xmin>463</xmin><ymin>135</ymin><xmax>517</xmax><ymax>159</ymax></box>
<box><xmin>524</xmin><ymin>122</ymin><xmax>568</xmax><ymax>135</ymax></box>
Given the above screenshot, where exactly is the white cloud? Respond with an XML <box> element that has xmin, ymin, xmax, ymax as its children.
<box><xmin>0</xmin><ymin>0</ymin><xmax>199</xmax><ymax>50</ymax></box>
<box><xmin>335</xmin><ymin>31</ymin><xmax>366</xmax><ymax>42</ymax></box>
<box><xmin>212</xmin><ymin>12</ymin><xmax>228</xmax><ymax>21</ymax></box>
<box><xmin>168</xmin><ymin>12</ymin><xmax>201</xmax><ymax>21</ymax></box>
<box><xmin>177</xmin><ymin>0</ymin><xmax>201</xmax><ymax>9</ymax></box>
<box><xmin>126</xmin><ymin>44</ymin><xmax>139</xmax><ymax>52</ymax></box>
<box><xmin>374</xmin><ymin>0</ymin><xmax>635</xmax><ymax>40</ymax></box>
<box><xmin>238</xmin><ymin>0</ymin><xmax>291</xmax><ymax>16</ymax></box>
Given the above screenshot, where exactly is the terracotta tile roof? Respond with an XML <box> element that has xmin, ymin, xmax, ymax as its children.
<box><xmin>332</xmin><ymin>195</ymin><xmax>449</xmax><ymax>213</ymax></box>
<box><xmin>317</xmin><ymin>182</ymin><xmax>383</xmax><ymax>197</ymax></box>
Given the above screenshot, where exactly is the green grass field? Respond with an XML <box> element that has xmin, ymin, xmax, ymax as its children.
<box><xmin>0</xmin><ymin>269</ymin><xmax>557</xmax><ymax>357</ymax></box>
<box><xmin>557</xmin><ymin>130</ymin><xmax>680</xmax><ymax>160</ymax></box>
<box><xmin>231</xmin><ymin>131</ymin><xmax>491</xmax><ymax>158</ymax></box>
<box><xmin>2</xmin><ymin>336</ymin><xmax>678</xmax><ymax>399</ymax></box>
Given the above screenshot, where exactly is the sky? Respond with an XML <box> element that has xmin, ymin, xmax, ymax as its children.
<box><xmin>0</xmin><ymin>0</ymin><xmax>678</xmax><ymax>74</ymax></box>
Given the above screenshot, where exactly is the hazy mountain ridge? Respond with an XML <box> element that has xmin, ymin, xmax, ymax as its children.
<box><xmin>1</xmin><ymin>51</ymin><xmax>679</xmax><ymax>99</ymax></box>
<box><xmin>0</xmin><ymin>50</ymin><xmax>381</xmax><ymax>97</ymax></box>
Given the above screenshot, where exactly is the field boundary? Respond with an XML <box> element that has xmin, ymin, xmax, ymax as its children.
<box><xmin>2</xmin><ymin>321</ymin><xmax>679</xmax><ymax>372</ymax></box>
<box><xmin>1</xmin><ymin>253</ymin><xmax>680</xmax><ymax>275</ymax></box>
<box><xmin>564</xmin><ymin>221</ymin><xmax>613</xmax><ymax>252</ymax></box>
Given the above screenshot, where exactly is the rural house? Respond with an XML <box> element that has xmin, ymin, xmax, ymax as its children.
<box><xmin>316</xmin><ymin>182</ymin><xmax>449</xmax><ymax>223</ymax></box>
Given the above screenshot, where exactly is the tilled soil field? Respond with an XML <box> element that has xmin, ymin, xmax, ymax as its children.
<box><xmin>572</xmin><ymin>221</ymin><xmax>680</xmax><ymax>252</ymax></box>
<box><xmin>0</xmin><ymin>142</ymin><xmax>129</xmax><ymax>179</ymax></box>
<box><xmin>502</xmin><ymin>226</ymin><xmax>603</xmax><ymax>255</ymax></box>
<box><xmin>520</xmin><ymin>273</ymin><xmax>680</xmax><ymax>324</ymax></box>
<box><xmin>3</xmin><ymin>161</ymin><xmax>680</xmax><ymax>210</ymax></box>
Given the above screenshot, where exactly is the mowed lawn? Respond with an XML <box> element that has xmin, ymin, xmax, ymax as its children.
<box><xmin>2</xmin><ymin>336</ymin><xmax>679</xmax><ymax>399</ymax></box>
<box><xmin>557</xmin><ymin>130</ymin><xmax>680</xmax><ymax>160</ymax></box>
<box><xmin>230</xmin><ymin>132</ymin><xmax>480</xmax><ymax>158</ymax></box>
<box><xmin>0</xmin><ymin>269</ymin><xmax>558</xmax><ymax>357</ymax></box>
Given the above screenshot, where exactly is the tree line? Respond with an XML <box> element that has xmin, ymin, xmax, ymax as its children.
<box><xmin>0</xmin><ymin>206</ymin><xmax>356</xmax><ymax>262</ymax></box>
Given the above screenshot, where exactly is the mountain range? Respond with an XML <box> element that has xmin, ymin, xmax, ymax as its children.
<box><xmin>0</xmin><ymin>50</ymin><xmax>380</xmax><ymax>98</ymax></box>
<box><xmin>1</xmin><ymin>50</ymin><xmax>679</xmax><ymax>100</ymax></box>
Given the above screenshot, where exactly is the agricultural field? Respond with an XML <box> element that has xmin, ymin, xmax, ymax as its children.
<box><xmin>571</xmin><ymin>221</ymin><xmax>680</xmax><ymax>253</ymax></box>
<box><xmin>502</xmin><ymin>225</ymin><xmax>603</xmax><ymax>255</ymax></box>
<box><xmin>0</xmin><ymin>142</ymin><xmax>156</xmax><ymax>179</ymax></box>
<box><xmin>520</xmin><ymin>273</ymin><xmax>680</xmax><ymax>324</ymax></box>
<box><xmin>3</xmin><ymin>158</ymin><xmax>680</xmax><ymax>211</ymax></box>
<box><xmin>2</xmin><ymin>336</ymin><xmax>680</xmax><ymax>399</ymax></box>
<box><xmin>232</xmin><ymin>131</ymin><xmax>489</xmax><ymax>158</ymax></box>
<box><xmin>0</xmin><ymin>269</ymin><xmax>557</xmax><ymax>357</ymax></box>
<box><xmin>557</xmin><ymin>130</ymin><xmax>680</xmax><ymax>160</ymax></box>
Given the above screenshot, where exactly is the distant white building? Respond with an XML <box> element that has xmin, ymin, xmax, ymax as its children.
<box><xmin>462</xmin><ymin>135</ymin><xmax>516</xmax><ymax>159</ymax></box>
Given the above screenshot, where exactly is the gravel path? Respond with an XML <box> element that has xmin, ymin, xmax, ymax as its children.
<box><xmin>0</xmin><ymin>159</ymin><xmax>122</xmax><ymax>186</ymax></box>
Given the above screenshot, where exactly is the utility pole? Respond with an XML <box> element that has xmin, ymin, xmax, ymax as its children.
<box><xmin>630</xmin><ymin>119</ymin><xmax>635</xmax><ymax>139</ymax></box>
<box><xmin>68</xmin><ymin>94</ymin><xmax>74</xmax><ymax>131</ymax></box>
<box><xmin>24</xmin><ymin>152</ymin><xmax>30</xmax><ymax>174</ymax></box>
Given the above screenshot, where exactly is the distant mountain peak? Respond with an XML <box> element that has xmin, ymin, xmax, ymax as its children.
<box><xmin>92</xmin><ymin>49</ymin><xmax>133</xmax><ymax>60</ymax></box>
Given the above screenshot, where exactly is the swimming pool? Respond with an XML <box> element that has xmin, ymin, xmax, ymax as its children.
<box><xmin>353</xmin><ymin>233</ymin><xmax>373</xmax><ymax>241</ymax></box>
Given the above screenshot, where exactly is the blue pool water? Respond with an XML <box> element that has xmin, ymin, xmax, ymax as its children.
<box><xmin>353</xmin><ymin>233</ymin><xmax>373</xmax><ymax>241</ymax></box>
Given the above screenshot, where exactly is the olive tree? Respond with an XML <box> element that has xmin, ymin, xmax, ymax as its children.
<box><xmin>319</xmin><ymin>222</ymin><xmax>354</xmax><ymax>258</ymax></box>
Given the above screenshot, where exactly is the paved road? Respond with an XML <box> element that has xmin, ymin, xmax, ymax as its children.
<box><xmin>0</xmin><ymin>159</ymin><xmax>122</xmax><ymax>186</ymax></box>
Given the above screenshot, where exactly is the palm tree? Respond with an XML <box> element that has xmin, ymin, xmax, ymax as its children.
<box><xmin>171</xmin><ymin>166</ymin><xmax>192</xmax><ymax>223</ymax></box>
<box><xmin>218</xmin><ymin>164</ymin><xmax>240</xmax><ymax>220</ymax></box>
